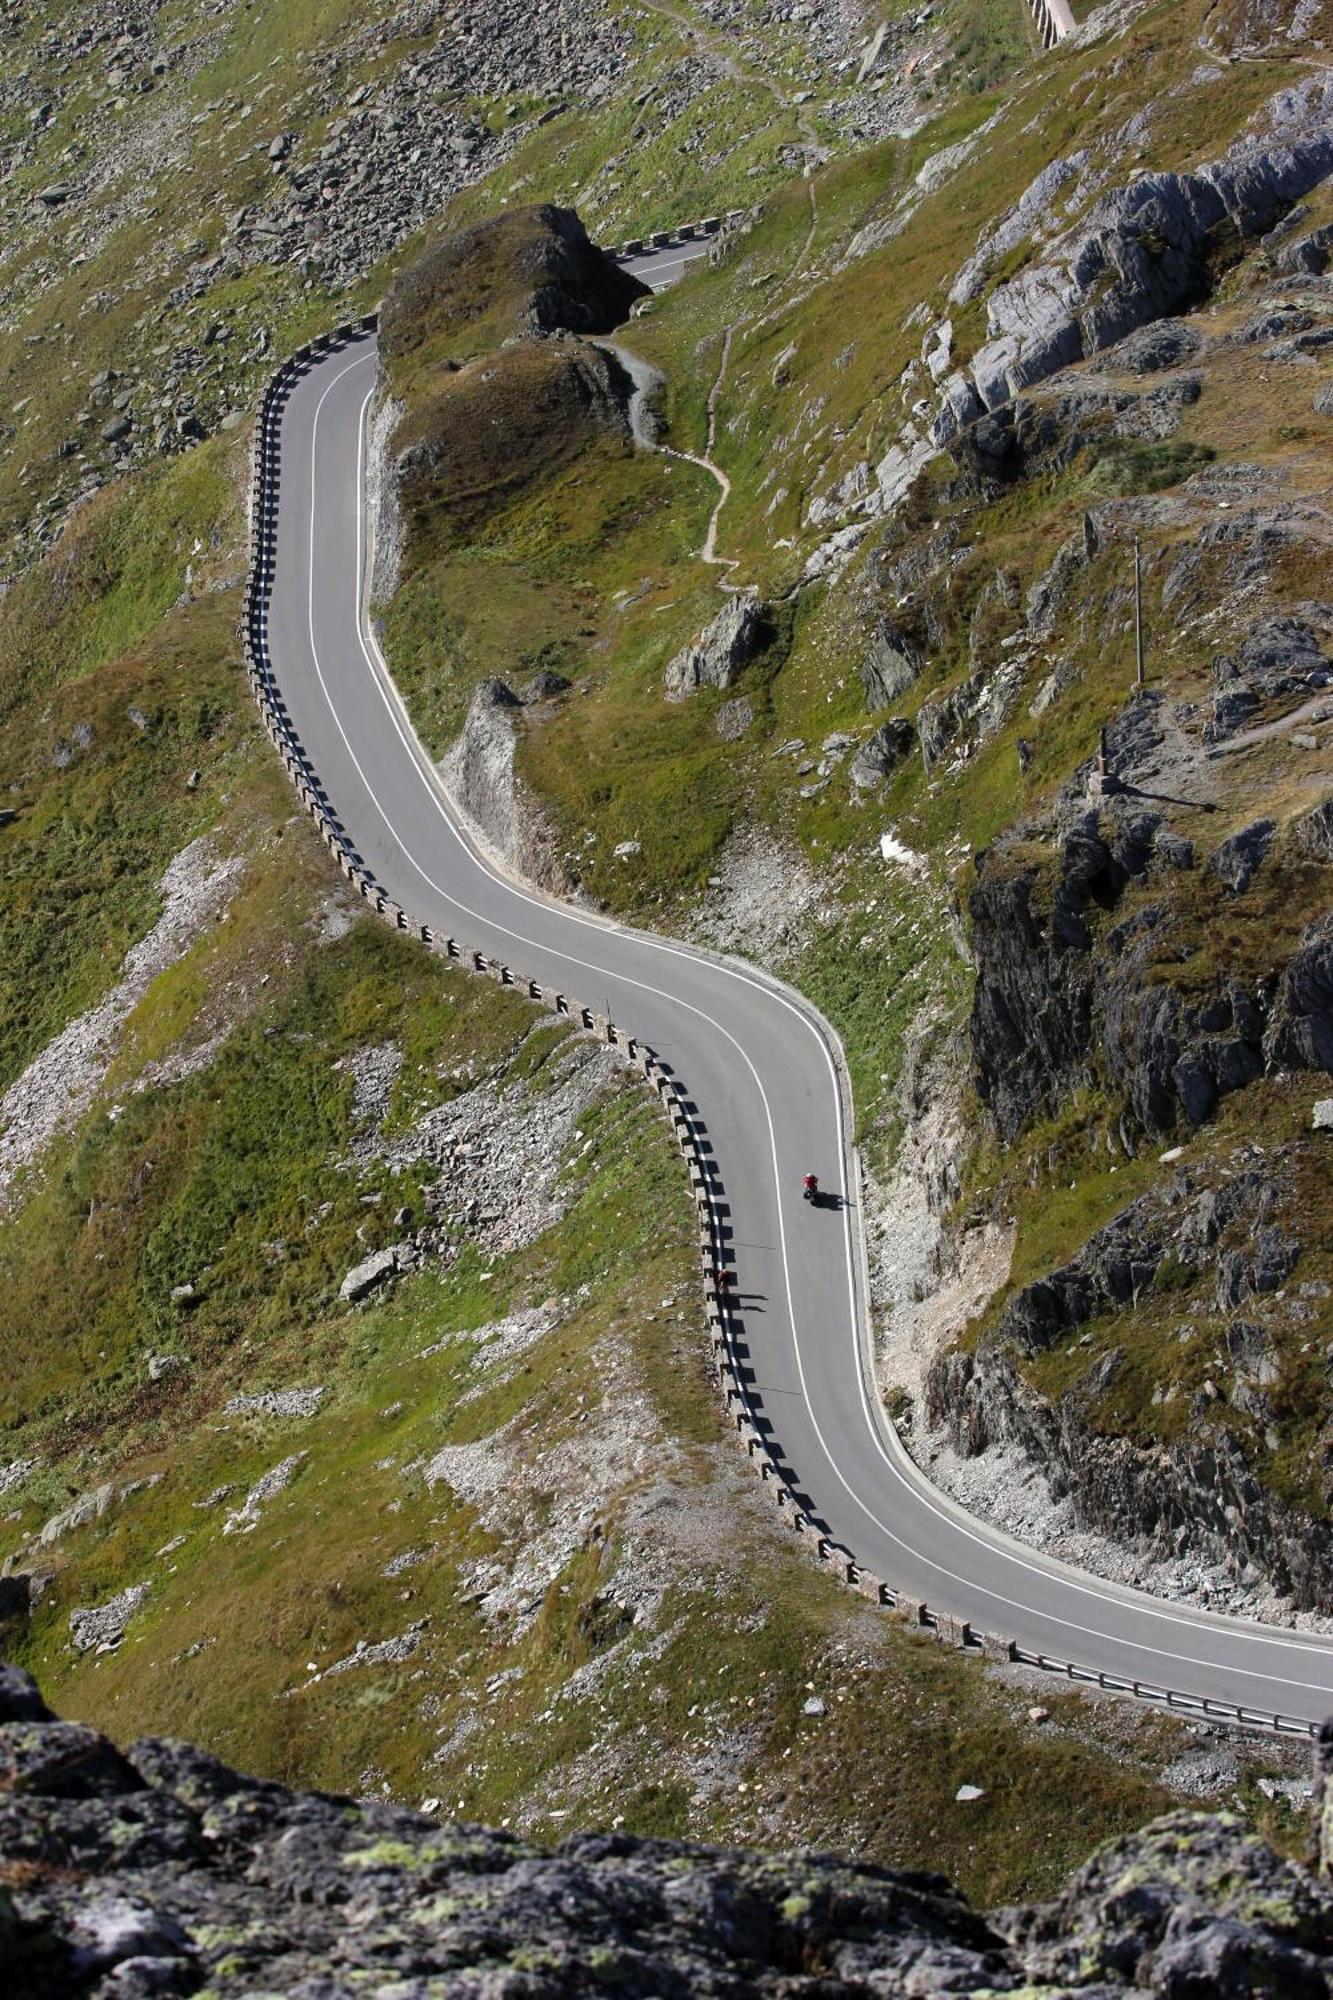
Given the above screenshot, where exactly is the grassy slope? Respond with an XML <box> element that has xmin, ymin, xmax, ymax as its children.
<box><xmin>0</xmin><ymin>439</ymin><xmax>247</xmax><ymax>1094</ymax></box>
<box><xmin>357</xmin><ymin>10</ymin><xmax>1110</xmax><ymax>1123</ymax></box>
<box><xmin>0</xmin><ymin>873</ymin><xmax>1283</xmax><ymax>1899</ymax></box>
<box><xmin>0</xmin><ymin>0</ymin><xmax>1321</xmax><ymax>1909</ymax></box>
<box><xmin>0</xmin><ymin>576</ymin><xmax>1220</xmax><ymax>1900</ymax></box>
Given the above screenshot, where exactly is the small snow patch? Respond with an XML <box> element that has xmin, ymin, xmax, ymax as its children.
<box><xmin>879</xmin><ymin>830</ymin><xmax>925</xmax><ymax>871</ymax></box>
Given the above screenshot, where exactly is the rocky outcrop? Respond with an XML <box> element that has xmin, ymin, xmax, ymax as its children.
<box><xmin>850</xmin><ymin>718</ymin><xmax>915</xmax><ymax>788</ymax></box>
<box><xmin>1206</xmin><ymin>610</ymin><xmax>1333</xmax><ymax>742</ymax></box>
<box><xmin>381</xmin><ymin>204</ymin><xmax>649</xmax><ymax>364</ymax></box>
<box><xmin>1004</xmin><ymin>1804</ymin><xmax>1333</xmax><ymax>1994</ymax></box>
<box><xmin>928</xmin><ymin>1330</ymin><xmax>1333</xmax><ymax>1610</ymax></box>
<box><xmin>4</xmin><ymin>1668</ymin><xmax>1333</xmax><ymax>1998</ymax></box>
<box><xmin>381</xmin><ymin>205</ymin><xmax>644</xmax><ymax>565</ymax></box>
<box><xmin>966</xmin><ymin>826</ymin><xmax>1103</xmax><ymax>1137</ymax></box>
<box><xmin>1209</xmin><ymin>818</ymin><xmax>1276</xmax><ymax>894</ymax></box>
<box><xmin>945</xmin><ymin>376</ymin><xmax>1205</xmax><ymax>498</ymax></box>
<box><xmin>338</xmin><ymin>1242</ymin><xmax>407</xmax><ymax>1302</ymax></box>
<box><xmin>969</xmin><ymin>753</ymin><xmax>1333</xmax><ymax>1145</ymax></box>
<box><xmin>1106</xmin><ymin>318</ymin><xmax>1203</xmax><ymax>375</ymax></box>
<box><xmin>663</xmin><ymin>592</ymin><xmax>772</xmax><ymax>700</ymax></box>
<box><xmin>926</xmin><ymin>1159</ymin><xmax>1333</xmax><ymax>1610</ymax></box>
<box><xmin>861</xmin><ymin>619</ymin><xmax>923</xmax><ymax>708</ymax></box>
<box><xmin>937</xmin><ymin>75</ymin><xmax>1333</xmax><ymax>435</ymax></box>
<box><xmin>440</xmin><ymin>679</ymin><xmax>570</xmax><ymax>894</ymax></box>
<box><xmin>1268</xmin><ymin>919</ymin><xmax>1333</xmax><ymax>1075</ymax></box>
<box><xmin>393</xmin><ymin>337</ymin><xmax>635</xmax><ymax>555</ymax></box>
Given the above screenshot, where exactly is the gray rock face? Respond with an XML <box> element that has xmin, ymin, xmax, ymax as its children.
<box><xmin>968</xmin><ymin>726</ymin><xmax>1333</xmax><ymax>1148</ymax></box>
<box><xmin>937</xmin><ymin>75</ymin><xmax>1333</xmax><ymax>431</ymax></box>
<box><xmin>914</xmin><ymin>646</ymin><xmax>1033</xmax><ymax>776</ymax></box>
<box><xmin>1209</xmin><ymin>818</ymin><xmax>1276</xmax><ymax>894</ymax></box>
<box><xmin>663</xmin><ymin>594</ymin><xmax>770</xmax><ymax>700</ymax></box>
<box><xmin>926</xmin><ymin>1155</ymin><xmax>1333</xmax><ymax>1609</ymax></box>
<box><xmin>440</xmin><ymin>679</ymin><xmax>567</xmax><ymax>894</ymax></box>
<box><xmin>1295</xmin><ymin>801</ymin><xmax>1333</xmax><ymax>864</ymax></box>
<box><xmin>861</xmin><ymin>620</ymin><xmax>923</xmax><ymax>708</ymax></box>
<box><xmin>850</xmin><ymin>718</ymin><xmax>915</xmax><ymax>788</ymax></box>
<box><xmin>1108</xmin><ymin>317</ymin><xmax>1203</xmax><ymax>375</ymax></box>
<box><xmin>1267</xmin><ymin>918</ymin><xmax>1333</xmax><ymax>1075</ymax></box>
<box><xmin>946</xmin><ymin>375</ymin><xmax>1199</xmax><ymax>495</ymax></box>
<box><xmin>523</xmin><ymin>669</ymin><xmax>572</xmax><ymax>702</ymax></box>
<box><xmin>1207</xmin><ymin>612</ymin><xmax>1333</xmax><ymax>741</ymax></box>
<box><xmin>5</xmin><ymin>1671</ymin><xmax>1333</xmax><ymax>1998</ymax></box>
<box><xmin>1272</xmin><ymin>221</ymin><xmax>1333</xmax><ymax>276</ymax></box>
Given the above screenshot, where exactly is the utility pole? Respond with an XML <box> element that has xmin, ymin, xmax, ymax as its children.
<box><xmin>1133</xmin><ymin>533</ymin><xmax>1145</xmax><ymax>689</ymax></box>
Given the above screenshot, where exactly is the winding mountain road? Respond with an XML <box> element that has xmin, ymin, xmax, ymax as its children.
<box><xmin>259</xmin><ymin>264</ymin><xmax>1333</xmax><ymax>1733</ymax></box>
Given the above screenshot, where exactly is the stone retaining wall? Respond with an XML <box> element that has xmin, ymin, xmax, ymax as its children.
<box><xmin>1027</xmin><ymin>0</ymin><xmax>1076</xmax><ymax>49</ymax></box>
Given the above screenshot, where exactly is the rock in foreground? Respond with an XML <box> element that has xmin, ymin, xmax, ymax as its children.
<box><xmin>2</xmin><ymin>1670</ymin><xmax>1332</xmax><ymax>1995</ymax></box>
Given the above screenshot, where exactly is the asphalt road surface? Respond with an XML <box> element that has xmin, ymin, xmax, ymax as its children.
<box><xmin>261</xmin><ymin>274</ymin><xmax>1333</xmax><ymax>1731</ymax></box>
<box><xmin>613</xmin><ymin>240</ymin><xmax>710</xmax><ymax>288</ymax></box>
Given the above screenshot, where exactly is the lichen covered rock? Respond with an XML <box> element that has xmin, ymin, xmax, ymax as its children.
<box><xmin>3</xmin><ymin>1670</ymin><xmax>1332</xmax><ymax>1996</ymax></box>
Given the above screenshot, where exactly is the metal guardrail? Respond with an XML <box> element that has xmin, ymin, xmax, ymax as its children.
<box><xmin>600</xmin><ymin>209</ymin><xmax>746</xmax><ymax>263</ymax></box>
<box><xmin>242</xmin><ymin>318</ymin><xmax>1318</xmax><ymax>1747</ymax></box>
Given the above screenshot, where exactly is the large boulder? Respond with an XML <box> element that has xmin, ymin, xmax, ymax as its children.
<box><xmin>663</xmin><ymin>593</ymin><xmax>771</xmax><ymax>700</ymax></box>
<box><xmin>861</xmin><ymin>621</ymin><xmax>923</xmax><ymax>708</ymax></box>
<box><xmin>339</xmin><ymin>1243</ymin><xmax>407</xmax><ymax>1303</ymax></box>
<box><xmin>850</xmin><ymin>718</ymin><xmax>915</xmax><ymax>788</ymax></box>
